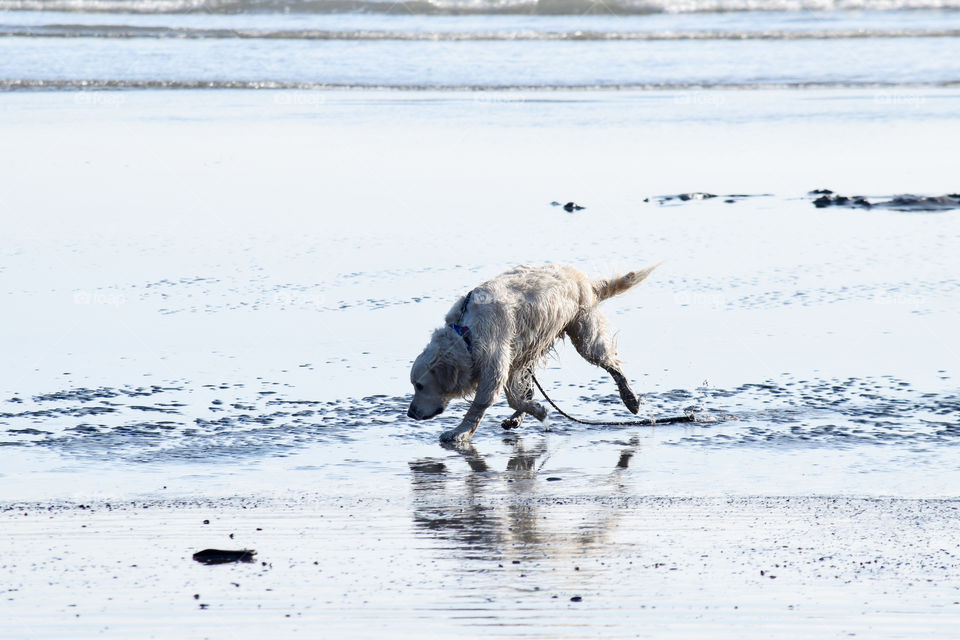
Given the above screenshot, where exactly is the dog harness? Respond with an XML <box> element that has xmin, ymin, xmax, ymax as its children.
<box><xmin>448</xmin><ymin>290</ymin><xmax>473</xmax><ymax>352</ymax></box>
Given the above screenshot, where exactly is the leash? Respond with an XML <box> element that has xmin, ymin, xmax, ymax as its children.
<box><xmin>531</xmin><ymin>375</ymin><xmax>697</xmax><ymax>427</ymax></box>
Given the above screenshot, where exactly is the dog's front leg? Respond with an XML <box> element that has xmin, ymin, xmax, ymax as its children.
<box><xmin>440</xmin><ymin>357</ymin><xmax>508</xmax><ymax>445</ymax></box>
<box><xmin>439</xmin><ymin>400</ymin><xmax>491</xmax><ymax>444</ymax></box>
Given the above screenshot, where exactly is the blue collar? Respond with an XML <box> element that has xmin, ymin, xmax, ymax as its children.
<box><xmin>449</xmin><ymin>322</ymin><xmax>472</xmax><ymax>351</ymax></box>
<box><xmin>449</xmin><ymin>290</ymin><xmax>474</xmax><ymax>352</ymax></box>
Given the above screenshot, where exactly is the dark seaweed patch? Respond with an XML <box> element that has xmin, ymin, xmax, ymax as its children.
<box><xmin>810</xmin><ymin>190</ymin><xmax>960</xmax><ymax>211</ymax></box>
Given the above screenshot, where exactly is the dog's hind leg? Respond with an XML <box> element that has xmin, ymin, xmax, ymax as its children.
<box><xmin>501</xmin><ymin>408</ymin><xmax>524</xmax><ymax>430</ymax></box>
<box><xmin>565</xmin><ymin>310</ymin><xmax>641</xmax><ymax>414</ymax></box>
<box><xmin>502</xmin><ymin>368</ymin><xmax>546</xmax><ymax>430</ymax></box>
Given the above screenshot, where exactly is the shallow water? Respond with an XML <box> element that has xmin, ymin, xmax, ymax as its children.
<box><xmin>2</xmin><ymin>88</ymin><xmax>959</xmax><ymax>504</ymax></box>
<box><xmin>3</xmin><ymin>372</ymin><xmax>959</xmax><ymax>500</ymax></box>
<box><xmin>3</xmin><ymin>4</ymin><xmax>960</xmax><ymax>89</ymax></box>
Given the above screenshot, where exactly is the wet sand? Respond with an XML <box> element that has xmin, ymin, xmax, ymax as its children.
<box><xmin>2</xmin><ymin>89</ymin><xmax>959</xmax><ymax>637</ymax></box>
<box><xmin>4</xmin><ymin>494</ymin><xmax>960</xmax><ymax>638</ymax></box>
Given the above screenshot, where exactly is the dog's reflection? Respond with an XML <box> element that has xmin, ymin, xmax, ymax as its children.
<box><xmin>408</xmin><ymin>436</ymin><xmax>640</xmax><ymax>555</ymax></box>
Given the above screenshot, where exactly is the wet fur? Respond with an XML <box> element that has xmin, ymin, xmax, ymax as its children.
<box><xmin>408</xmin><ymin>264</ymin><xmax>657</xmax><ymax>444</ymax></box>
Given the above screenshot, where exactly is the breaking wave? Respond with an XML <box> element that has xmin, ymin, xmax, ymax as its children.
<box><xmin>3</xmin><ymin>0</ymin><xmax>960</xmax><ymax>14</ymax></box>
<box><xmin>3</xmin><ymin>79</ymin><xmax>960</xmax><ymax>90</ymax></box>
<box><xmin>4</xmin><ymin>24</ymin><xmax>960</xmax><ymax>38</ymax></box>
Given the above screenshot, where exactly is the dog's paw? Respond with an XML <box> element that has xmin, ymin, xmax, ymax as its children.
<box><xmin>501</xmin><ymin>416</ymin><xmax>523</xmax><ymax>430</ymax></box>
<box><xmin>532</xmin><ymin>404</ymin><xmax>548</xmax><ymax>422</ymax></box>
<box><xmin>440</xmin><ymin>428</ymin><xmax>471</xmax><ymax>444</ymax></box>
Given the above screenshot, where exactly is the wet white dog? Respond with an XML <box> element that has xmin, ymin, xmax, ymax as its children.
<box><xmin>407</xmin><ymin>264</ymin><xmax>657</xmax><ymax>444</ymax></box>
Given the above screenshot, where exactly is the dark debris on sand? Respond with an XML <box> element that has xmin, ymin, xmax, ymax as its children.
<box><xmin>192</xmin><ymin>549</ymin><xmax>257</xmax><ymax>565</ymax></box>
<box><xmin>550</xmin><ymin>201</ymin><xmax>586</xmax><ymax>212</ymax></box>
<box><xmin>646</xmin><ymin>193</ymin><xmax>771</xmax><ymax>205</ymax></box>
<box><xmin>640</xmin><ymin>189</ymin><xmax>960</xmax><ymax>211</ymax></box>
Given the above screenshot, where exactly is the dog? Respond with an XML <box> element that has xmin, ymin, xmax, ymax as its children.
<box><xmin>407</xmin><ymin>263</ymin><xmax>657</xmax><ymax>444</ymax></box>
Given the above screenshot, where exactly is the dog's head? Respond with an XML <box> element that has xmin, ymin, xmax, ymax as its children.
<box><xmin>407</xmin><ymin>327</ymin><xmax>474</xmax><ymax>421</ymax></box>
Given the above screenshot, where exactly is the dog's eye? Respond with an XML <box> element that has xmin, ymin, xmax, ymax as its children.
<box><xmin>415</xmin><ymin>382</ymin><xmax>424</xmax><ymax>392</ymax></box>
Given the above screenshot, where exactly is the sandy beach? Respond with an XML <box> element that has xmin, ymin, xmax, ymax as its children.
<box><xmin>2</xmin><ymin>81</ymin><xmax>959</xmax><ymax>638</ymax></box>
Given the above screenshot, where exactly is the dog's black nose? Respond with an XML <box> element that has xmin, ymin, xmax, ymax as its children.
<box><xmin>407</xmin><ymin>407</ymin><xmax>418</xmax><ymax>420</ymax></box>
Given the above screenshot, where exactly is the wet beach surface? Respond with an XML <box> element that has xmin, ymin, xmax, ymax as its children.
<box><xmin>2</xmin><ymin>89</ymin><xmax>959</xmax><ymax>637</ymax></box>
<box><xmin>4</xmin><ymin>494</ymin><xmax>960</xmax><ymax>638</ymax></box>
<box><xmin>2</xmin><ymin>374</ymin><xmax>960</xmax><ymax>492</ymax></box>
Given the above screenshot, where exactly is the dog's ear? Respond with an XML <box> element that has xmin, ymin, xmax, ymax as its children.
<box><xmin>434</xmin><ymin>360</ymin><xmax>460</xmax><ymax>394</ymax></box>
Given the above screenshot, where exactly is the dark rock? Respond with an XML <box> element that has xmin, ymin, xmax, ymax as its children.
<box><xmin>563</xmin><ymin>202</ymin><xmax>585</xmax><ymax>212</ymax></box>
<box><xmin>813</xmin><ymin>194</ymin><xmax>870</xmax><ymax>209</ymax></box>
<box><xmin>678</xmin><ymin>192</ymin><xmax>715</xmax><ymax>201</ymax></box>
<box><xmin>811</xmin><ymin>191</ymin><xmax>960</xmax><ymax>211</ymax></box>
<box><xmin>570</xmin><ymin>596</ymin><xmax>583</xmax><ymax>602</ymax></box>
<box><xmin>192</xmin><ymin>549</ymin><xmax>257</xmax><ymax>565</ymax></box>
<box><xmin>881</xmin><ymin>194</ymin><xmax>960</xmax><ymax>211</ymax></box>
<box><xmin>813</xmin><ymin>195</ymin><xmax>836</xmax><ymax>208</ymax></box>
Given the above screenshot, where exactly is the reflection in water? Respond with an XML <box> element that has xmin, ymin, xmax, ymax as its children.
<box><xmin>408</xmin><ymin>436</ymin><xmax>640</xmax><ymax>559</ymax></box>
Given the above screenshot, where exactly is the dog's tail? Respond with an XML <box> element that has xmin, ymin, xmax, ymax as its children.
<box><xmin>592</xmin><ymin>264</ymin><xmax>660</xmax><ymax>302</ymax></box>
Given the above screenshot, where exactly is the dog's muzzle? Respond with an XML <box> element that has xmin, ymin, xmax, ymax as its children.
<box><xmin>408</xmin><ymin>405</ymin><xmax>443</xmax><ymax>420</ymax></box>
